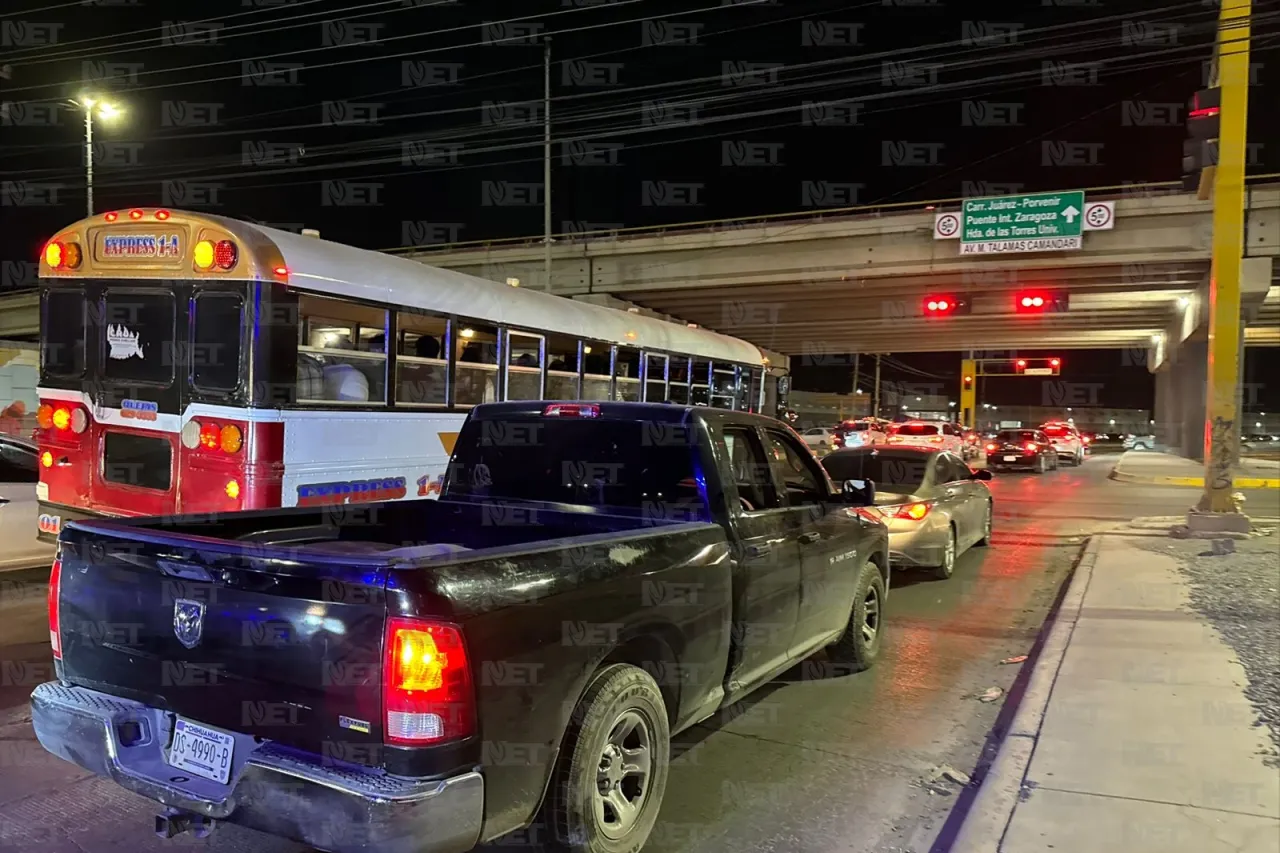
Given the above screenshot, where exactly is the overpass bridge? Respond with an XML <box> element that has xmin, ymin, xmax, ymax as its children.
<box><xmin>394</xmin><ymin>179</ymin><xmax>1280</xmax><ymax>357</ymax></box>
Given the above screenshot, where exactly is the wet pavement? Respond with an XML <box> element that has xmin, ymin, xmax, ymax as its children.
<box><xmin>0</xmin><ymin>453</ymin><xmax>1274</xmax><ymax>852</ymax></box>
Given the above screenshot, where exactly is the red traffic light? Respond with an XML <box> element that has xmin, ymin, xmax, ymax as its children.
<box><xmin>1014</xmin><ymin>290</ymin><xmax>1068</xmax><ymax>313</ymax></box>
<box><xmin>923</xmin><ymin>294</ymin><xmax>971</xmax><ymax>316</ymax></box>
<box><xmin>1016</xmin><ymin>359</ymin><xmax>1027</xmax><ymax>369</ymax></box>
<box><xmin>963</xmin><ymin>375</ymin><xmax>973</xmax><ymax>384</ymax></box>
<box><xmin>1050</xmin><ymin>358</ymin><xmax>1061</xmax><ymax>368</ymax></box>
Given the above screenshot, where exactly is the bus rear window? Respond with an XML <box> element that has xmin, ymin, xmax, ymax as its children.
<box><xmin>42</xmin><ymin>289</ymin><xmax>86</xmax><ymax>377</ymax></box>
<box><xmin>102</xmin><ymin>291</ymin><xmax>175</xmax><ymax>386</ymax></box>
<box><xmin>192</xmin><ymin>292</ymin><xmax>244</xmax><ymax>392</ymax></box>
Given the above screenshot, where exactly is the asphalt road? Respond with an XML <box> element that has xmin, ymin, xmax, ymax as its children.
<box><xmin>0</xmin><ymin>454</ymin><xmax>1274</xmax><ymax>852</ymax></box>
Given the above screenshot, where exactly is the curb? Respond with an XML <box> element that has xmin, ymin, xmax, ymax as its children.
<box><xmin>1108</xmin><ymin>466</ymin><xmax>1280</xmax><ymax>490</ymax></box>
<box><xmin>946</xmin><ymin>535</ymin><xmax>1101</xmax><ymax>853</ymax></box>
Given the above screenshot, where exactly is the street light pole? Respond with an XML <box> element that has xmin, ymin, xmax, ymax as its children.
<box><xmin>543</xmin><ymin>36</ymin><xmax>553</xmax><ymax>292</ymax></box>
<box><xmin>84</xmin><ymin>106</ymin><xmax>94</xmax><ymax>217</ymax></box>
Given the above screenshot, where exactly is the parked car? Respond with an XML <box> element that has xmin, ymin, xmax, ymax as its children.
<box><xmin>32</xmin><ymin>401</ymin><xmax>890</xmax><ymax>853</ymax></box>
<box><xmin>1123</xmin><ymin>433</ymin><xmax>1156</xmax><ymax>451</ymax></box>
<box><xmin>0</xmin><ymin>435</ymin><xmax>55</xmax><ymax>570</ymax></box>
<box><xmin>821</xmin><ymin>446</ymin><xmax>993</xmax><ymax>580</ymax></box>
<box><xmin>800</xmin><ymin>426</ymin><xmax>835</xmax><ymax>450</ymax></box>
<box><xmin>985</xmin><ymin>429</ymin><xmax>1060</xmax><ymax>474</ymax></box>
<box><xmin>1038</xmin><ymin>422</ymin><xmax>1085</xmax><ymax>466</ymax></box>
<box><xmin>885</xmin><ymin>421</ymin><xmax>967</xmax><ymax>457</ymax></box>
<box><xmin>832</xmin><ymin>418</ymin><xmax>889</xmax><ymax>450</ymax></box>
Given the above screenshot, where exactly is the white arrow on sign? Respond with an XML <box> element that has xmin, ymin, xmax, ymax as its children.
<box><xmin>1061</xmin><ymin>205</ymin><xmax>1080</xmax><ymax>224</ymax></box>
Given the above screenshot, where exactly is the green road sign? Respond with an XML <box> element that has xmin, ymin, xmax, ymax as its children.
<box><xmin>959</xmin><ymin>190</ymin><xmax>1085</xmax><ymax>255</ymax></box>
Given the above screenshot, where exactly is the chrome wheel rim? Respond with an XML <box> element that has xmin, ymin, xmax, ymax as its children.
<box><xmin>861</xmin><ymin>585</ymin><xmax>880</xmax><ymax>644</ymax></box>
<box><xmin>594</xmin><ymin>709</ymin><xmax>653</xmax><ymax>840</ymax></box>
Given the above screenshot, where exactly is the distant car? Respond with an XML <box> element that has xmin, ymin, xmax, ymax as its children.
<box><xmin>985</xmin><ymin>429</ymin><xmax>1059</xmax><ymax>474</ymax></box>
<box><xmin>1039</xmin><ymin>422</ymin><xmax>1085</xmax><ymax>466</ymax></box>
<box><xmin>0</xmin><ymin>435</ymin><xmax>55</xmax><ymax>570</ymax></box>
<box><xmin>1123</xmin><ymin>434</ymin><xmax>1156</xmax><ymax>451</ymax></box>
<box><xmin>800</xmin><ymin>426</ymin><xmax>835</xmax><ymax>450</ymax></box>
<box><xmin>886</xmin><ymin>421</ymin><xmax>967</xmax><ymax>457</ymax></box>
<box><xmin>822</xmin><ymin>446</ymin><xmax>993</xmax><ymax>580</ymax></box>
<box><xmin>832</xmin><ymin>418</ymin><xmax>889</xmax><ymax>450</ymax></box>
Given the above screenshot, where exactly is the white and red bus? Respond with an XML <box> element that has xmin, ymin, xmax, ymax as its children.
<box><xmin>33</xmin><ymin>209</ymin><xmax>784</xmax><ymax>541</ymax></box>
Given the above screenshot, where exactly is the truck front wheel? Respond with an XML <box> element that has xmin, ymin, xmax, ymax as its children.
<box><xmin>826</xmin><ymin>560</ymin><xmax>886</xmax><ymax>673</ymax></box>
<box><xmin>547</xmin><ymin>664</ymin><xmax>671</xmax><ymax>853</ymax></box>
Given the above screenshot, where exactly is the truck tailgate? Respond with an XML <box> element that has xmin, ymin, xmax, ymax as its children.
<box><xmin>54</xmin><ymin>521</ymin><xmax>389</xmax><ymax>767</ymax></box>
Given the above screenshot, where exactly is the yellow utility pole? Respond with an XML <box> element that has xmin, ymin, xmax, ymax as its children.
<box><xmin>1197</xmin><ymin>0</ymin><xmax>1251</xmax><ymax>517</ymax></box>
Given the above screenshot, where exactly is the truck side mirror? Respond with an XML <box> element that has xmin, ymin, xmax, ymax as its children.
<box><xmin>842</xmin><ymin>478</ymin><xmax>875</xmax><ymax>506</ymax></box>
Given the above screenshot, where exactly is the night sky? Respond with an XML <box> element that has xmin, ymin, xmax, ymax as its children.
<box><xmin>3</xmin><ymin>0</ymin><xmax>1278</xmax><ymax>407</ymax></box>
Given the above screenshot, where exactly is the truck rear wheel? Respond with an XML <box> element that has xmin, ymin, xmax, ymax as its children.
<box><xmin>547</xmin><ymin>664</ymin><xmax>670</xmax><ymax>853</ymax></box>
<box><xmin>826</xmin><ymin>560</ymin><xmax>885</xmax><ymax>673</ymax></box>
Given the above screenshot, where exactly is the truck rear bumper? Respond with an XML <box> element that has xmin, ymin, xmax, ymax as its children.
<box><xmin>30</xmin><ymin>682</ymin><xmax>484</xmax><ymax>853</ymax></box>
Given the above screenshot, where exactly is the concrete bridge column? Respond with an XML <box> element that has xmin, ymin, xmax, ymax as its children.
<box><xmin>1153</xmin><ymin>366</ymin><xmax>1178</xmax><ymax>450</ymax></box>
<box><xmin>1177</xmin><ymin>340</ymin><xmax>1208</xmax><ymax>461</ymax></box>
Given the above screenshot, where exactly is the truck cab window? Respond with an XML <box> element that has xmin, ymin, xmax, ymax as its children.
<box><xmin>722</xmin><ymin>427</ymin><xmax>776</xmax><ymax>512</ymax></box>
<box><xmin>764</xmin><ymin>431</ymin><xmax>826</xmax><ymax>505</ymax></box>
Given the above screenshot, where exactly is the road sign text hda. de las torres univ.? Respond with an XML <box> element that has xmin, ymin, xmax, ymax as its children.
<box><xmin>932</xmin><ymin>190</ymin><xmax>1114</xmax><ymax>255</ymax></box>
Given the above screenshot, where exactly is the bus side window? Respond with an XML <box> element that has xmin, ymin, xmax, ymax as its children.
<box><xmin>546</xmin><ymin>333</ymin><xmax>581</xmax><ymax>401</ymax></box>
<box><xmin>710</xmin><ymin>362</ymin><xmax>737</xmax><ymax>409</ymax></box>
<box><xmin>691</xmin><ymin>358</ymin><xmax>711</xmax><ymax>405</ymax></box>
<box><xmin>669</xmin><ymin>356</ymin><xmax>691</xmax><ymax>405</ymax></box>
<box><xmin>581</xmin><ymin>342</ymin><xmax>611</xmax><ymax>401</ymax></box>
<box><xmin>396</xmin><ymin>310</ymin><xmax>448</xmax><ymax>406</ymax></box>
<box><xmin>296</xmin><ymin>294</ymin><xmax>387</xmax><ymax>405</ymax></box>
<box><xmin>615</xmin><ymin>347</ymin><xmax>641</xmax><ymax>402</ymax></box>
<box><xmin>454</xmin><ymin>321</ymin><xmax>499</xmax><ymax>406</ymax></box>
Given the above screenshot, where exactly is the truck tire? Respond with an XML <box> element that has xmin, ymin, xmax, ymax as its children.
<box><xmin>547</xmin><ymin>664</ymin><xmax>671</xmax><ymax>853</ymax></box>
<box><xmin>826</xmin><ymin>560</ymin><xmax>885</xmax><ymax>673</ymax></box>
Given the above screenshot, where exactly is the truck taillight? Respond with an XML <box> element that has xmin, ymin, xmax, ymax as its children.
<box><xmin>49</xmin><ymin>557</ymin><xmax>62</xmax><ymax>660</ymax></box>
<box><xmin>383</xmin><ymin>617</ymin><xmax>475</xmax><ymax>746</ymax></box>
<box><xmin>543</xmin><ymin>403</ymin><xmax>600</xmax><ymax>418</ymax></box>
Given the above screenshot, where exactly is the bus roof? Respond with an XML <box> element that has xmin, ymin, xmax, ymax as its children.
<box><xmin>39</xmin><ymin>209</ymin><xmax>765</xmax><ymax>367</ymax></box>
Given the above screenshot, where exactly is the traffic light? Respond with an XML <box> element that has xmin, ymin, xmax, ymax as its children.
<box><xmin>1183</xmin><ymin>87</ymin><xmax>1219</xmax><ymax>196</ymax></box>
<box><xmin>1015</xmin><ymin>359</ymin><xmax>1027</xmax><ymax>372</ymax></box>
<box><xmin>963</xmin><ymin>374</ymin><xmax>974</xmax><ymax>387</ymax></box>
<box><xmin>1049</xmin><ymin>357</ymin><xmax>1061</xmax><ymax>369</ymax></box>
<box><xmin>923</xmin><ymin>294</ymin><xmax>971</xmax><ymax>316</ymax></box>
<box><xmin>1014</xmin><ymin>290</ymin><xmax>1069</xmax><ymax>313</ymax></box>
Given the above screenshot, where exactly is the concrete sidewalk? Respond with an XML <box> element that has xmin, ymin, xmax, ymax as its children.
<box><xmin>1110</xmin><ymin>450</ymin><xmax>1280</xmax><ymax>489</ymax></box>
<box><xmin>950</xmin><ymin>533</ymin><xmax>1280</xmax><ymax>853</ymax></box>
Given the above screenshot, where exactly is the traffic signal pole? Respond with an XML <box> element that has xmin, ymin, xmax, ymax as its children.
<box><xmin>1195</xmin><ymin>0</ymin><xmax>1251</xmax><ymax>522</ymax></box>
<box><xmin>960</xmin><ymin>357</ymin><xmax>976</xmax><ymax>429</ymax></box>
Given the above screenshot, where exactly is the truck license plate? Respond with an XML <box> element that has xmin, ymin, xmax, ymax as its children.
<box><xmin>167</xmin><ymin>718</ymin><xmax>234</xmax><ymax>784</ymax></box>
<box><xmin>1003</xmin><ymin>455</ymin><xmax>1018</xmax><ymax>462</ymax></box>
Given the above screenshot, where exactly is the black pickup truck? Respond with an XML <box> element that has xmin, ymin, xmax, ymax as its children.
<box><xmin>32</xmin><ymin>401</ymin><xmax>889</xmax><ymax>853</ymax></box>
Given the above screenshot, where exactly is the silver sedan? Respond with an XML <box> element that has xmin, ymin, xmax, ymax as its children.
<box><xmin>821</xmin><ymin>446</ymin><xmax>994</xmax><ymax>580</ymax></box>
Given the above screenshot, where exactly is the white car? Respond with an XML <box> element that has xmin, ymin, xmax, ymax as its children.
<box><xmin>1039</xmin><ymin>422</ymin><xmax>1086</xmax><ymax>466</ymax></box>
<box><xmin>799</xmin><ymin>427</ymin><xmax>835</xmax><ymax>450</ymax></box>
<box><xmin>0</xmin><ymin>436</ymin><xmax>56</xmax><ymax>570</ymax></box>
<box><xmin>886</xmin><ymin>421</ymin><xmax>967</xmax><ymax>456</ymax></box>
<box><xmin>833</xmin><ymin>419</ymin><xmax>889</xmax><ymax>450</ymax></box>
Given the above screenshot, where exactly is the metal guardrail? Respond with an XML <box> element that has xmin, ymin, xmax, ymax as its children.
<box><xmin>385</xmin><ymin>173</ymin><xmax>1280</xmax><ymax>257</ymax></box>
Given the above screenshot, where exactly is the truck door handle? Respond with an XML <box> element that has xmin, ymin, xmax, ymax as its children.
<box><xmin>798</xmin><ymin>531</ymin><xmax>821</xmax><ymax>544</ymax></box>
<box><xmin>746</xmin><ymin>544</ymin><xmax>771</xmax><ymax>558</ymax></box>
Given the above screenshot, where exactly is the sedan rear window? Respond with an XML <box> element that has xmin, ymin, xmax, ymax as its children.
<box><xmin>822</xmin><ymin>451</ymin><xmax>929</xmax><ymax>488</ymax></box>
<box><xmin>998</xmin><ymin>431</ymin><xmax>1040</xmax><ymax>442</ymax></box>
<box><xmin>892</xmin><ymin>423</ymin><xmax>939</xmax><ymax>436</ymax></box>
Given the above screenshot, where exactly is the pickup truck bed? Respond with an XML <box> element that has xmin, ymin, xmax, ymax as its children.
<box><xmin>33</xmin><ymin>401</ymin><xmax>888</xmax><ymax>853</ymax></box>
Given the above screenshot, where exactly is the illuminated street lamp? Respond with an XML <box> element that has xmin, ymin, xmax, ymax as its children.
<box><xmin>69</xmin><ymin>94</ymin><xmax>125</xmax><ymax>216</ymax></box>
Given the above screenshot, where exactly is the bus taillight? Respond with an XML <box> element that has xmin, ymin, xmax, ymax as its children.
<box><xmin>183</xmin><ymin>419</ymin><xmax>244</xmax><ymax>455</ymax></box>
<box><xmin>40</xmin><ymin>403</ymin><xmax>88</xmax><ymax>435</ymax></box>
<box><xmin>43</xmin><ymin>241</ymin><xmax>81</xmax><ymax>270</ymax></box>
